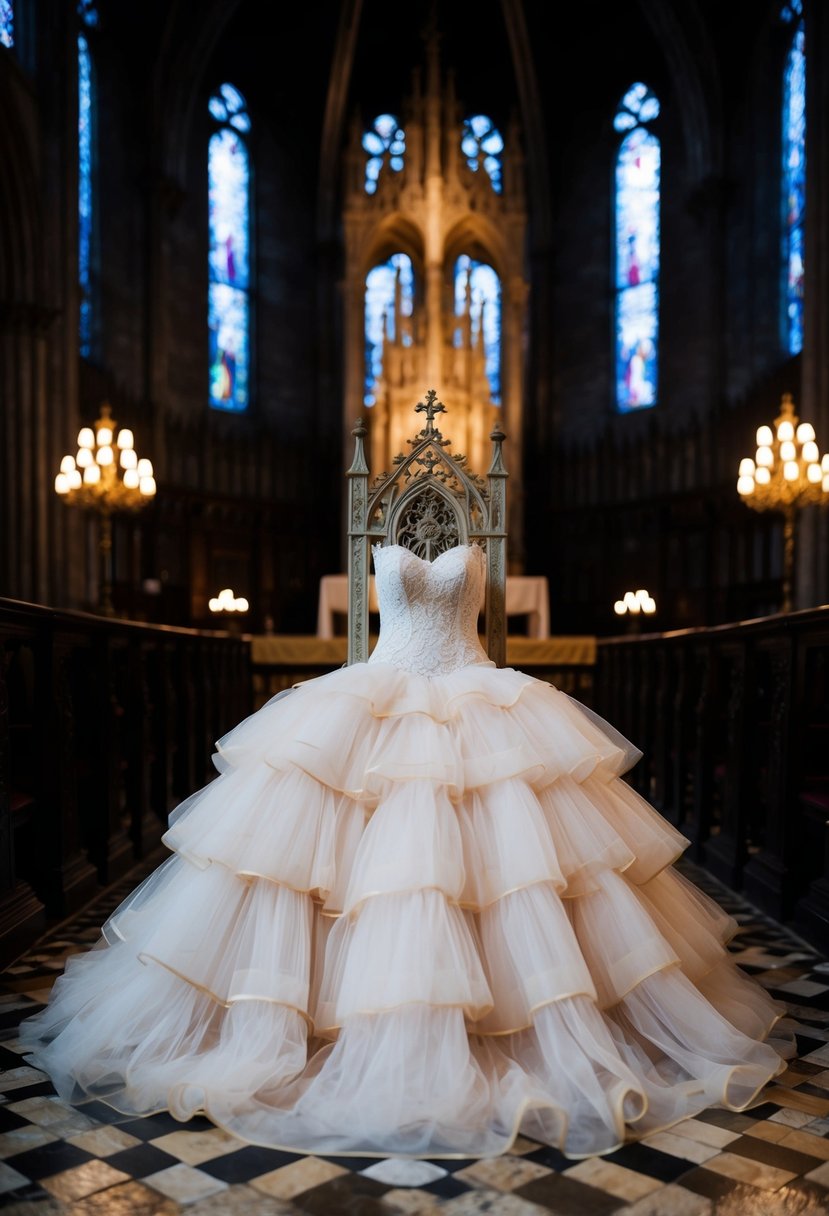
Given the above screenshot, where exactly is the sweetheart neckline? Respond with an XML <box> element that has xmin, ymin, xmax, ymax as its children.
<box><xmin>371</xmin><ymin>542</ymin><xmax>483</xmax><ymax>568</ymax></box>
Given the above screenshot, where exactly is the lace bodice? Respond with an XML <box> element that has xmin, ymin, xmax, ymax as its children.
<box><xmin>368</xmin><ymin>543</ymin><xmax>493</xmax><ymax>676</ymax></box>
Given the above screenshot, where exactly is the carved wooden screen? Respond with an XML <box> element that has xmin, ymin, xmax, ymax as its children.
<box><xmin>347</xmin><ymin>389</ymin><xmax>508</xmax><ymax>666</ymax></box>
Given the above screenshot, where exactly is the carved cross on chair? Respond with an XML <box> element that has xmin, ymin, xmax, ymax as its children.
<box><xmin>414</xmin><ymin>388</ymin><xmax>447</xmax><ymax>434</ymax></box>
<box><xmin>346</xmin><ymin>390</ymin><xmax>508</xmax><ymax>667</ymax></box>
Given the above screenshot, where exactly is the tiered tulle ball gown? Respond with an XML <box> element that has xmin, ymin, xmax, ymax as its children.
<box><xmin>20</xmin><ymin>541</ymin><xmax>793</xmax><ymax>1159</ymax></box>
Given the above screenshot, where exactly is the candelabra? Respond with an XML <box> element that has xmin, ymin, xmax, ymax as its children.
<box><xmin>614</xmin><ymin>589</ymin><xmax>656</xmax><ymax>617</ymax></box>
<box><xmin>736</xmin><ymin>393</ymin><xmax>829</xmax><ymax>612</ymax></box>
<box><xmin>54</xmin><ymin>403</ymin><xmax>156</xmax><ymax>615</ymax></box>
<box><xmin>209</xmin><ymin>588</ymin><xmax>249</xmax><ymax>614</ymax></box>
<box><xmin>613</xmin><ymin>588</ymin><xmax>656</xmax><ymax>634</ymax></box>
<box><xmin>209</xmin><ymin>588</ymin><xmax>250</xmax><ymax>636</ymax></box>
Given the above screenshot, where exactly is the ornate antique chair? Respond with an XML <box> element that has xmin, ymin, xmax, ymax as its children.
<box><xmin>346</xmin><ymin>389</ymin><xmax>508</xmax><ymax>667</ymax></box>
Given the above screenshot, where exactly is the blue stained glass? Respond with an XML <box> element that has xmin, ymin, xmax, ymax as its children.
<box><xmin>220</xmin><ymin>83</ymin><xmax>245</xmax><ymax>112</ymax></box>
<box><xmin>364</xmin><ymin>254</ymin><xmax>413</xmax><ymax>406</ymax></box>
<box><xmin>374</xmin><ymin>114</ymin><xmax>397</xmax><ymax>139</ymax></box>
<box><xmin>615</xmin><ymin>84</ymin><xmax>660</xmax><ymax>132</ymax></box>
<box><xmin>614</xmin><ymin>85</ymin><xmax>660</xmax><ymax>412</ymax></box>
<box><xmin>209</xmin><ymin>130</ymin><xmax>249</xmax><ymax>290</ymax></box>
<box><xmin>1</xmin><ymin>1</ymin><xmax>13</xmax><ymax>48</ymax></box>
<box><xmin>621</xmin><ymin>83</ymin><xmax>647</xmax><ymax>113</ymax></box>
<box><xmin>462</xmin><ymin>115</ymin><xmax>503</xmax><ymax>192</ymax></box>
<box><xmin>208</xmin><ymin>86</ymin><xmax>251</xmax><ymax>411</ymax></box>
<box><xmin>454</xmin><ymin>255</ymin><xmax>501</xmax><ymax>404</ymax></box>
<box><xmin>615</xmin><ymin>129</ymin><xmax>660</xmax><ymax>291</ymax></box>
<box><xmin>209</xmin><ymin>284</ymin><xmax>249</xmax><ymax>411</ymax></box>
<box><xmin>78</xmin><ymin>0</ymin><xmax>98</xmax><ymax>27</ymax></box>
<box><xmin>783</xmin><ymin>23</ymin><xmax>805</xmax><ymax>356</ymax></box>
<box><xmin>78</xmin><ymin>33</ymin><xmax>95</xmax><ymax>357</ymax></box>
<box><xmin>363</xmin><ymin>114</ymin><xmax>405</xmax><ymax>194</ymax></box>
<box><xmin>616</xmin><ymin>283</ymin><xmax>658</xmax><ymax>410</ymax></box>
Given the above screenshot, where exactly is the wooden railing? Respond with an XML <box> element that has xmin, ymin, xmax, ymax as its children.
<box><xmin>0</xmin><ymin>599</ymin><xmax>251</xmax><ymax>966</ymax></box>
<box><xmin>595</xmin><ymin>606</ymin><xmax>829</xmax><ymax>949</ymax></box>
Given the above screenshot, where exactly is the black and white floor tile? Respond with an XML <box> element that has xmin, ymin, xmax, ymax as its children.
<box><xmin>3</xmin><ymin>856</ymin><xmax>829</xmax><ymax>1215</ymax></box>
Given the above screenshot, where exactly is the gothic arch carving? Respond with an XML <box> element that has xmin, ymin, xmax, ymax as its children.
<box><xmin>347</xmin><ymin>392</ymin><xmax>508</xmax><ymax>666</ymax></box>
<box><xmin>342</xmin><ymin>38</ymin><xmax>528</xmax><ymax>567</ymax></box>
<box><xmin>443</xmin><ymin>216</ymin><xmax>508</xmax><ymax>280</ymax></box>
<box><xmin>360</xmin><ymin>215</ymin><xmax>425</xmax><ymax>278</ymax></box>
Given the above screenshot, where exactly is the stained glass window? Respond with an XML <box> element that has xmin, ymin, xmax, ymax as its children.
<box><xmin>782</xmin><ymin>12</ymin><xmax>805</xmax><ymax>356</ymax></box>
<box><xmin>363</xmin><ymin>115</ymin><xmax>405</xmax><ymax>194</ymax></box>
<box><xmin>208</xmin><ymin>84</ymin><xmax>251</xmax><ymax>412</ymax></box>
<box><xmin>78</xmin><ymin>0</ymin><xmax>98</xmax><ymax>27</ymax></box>
<box><xmin>78</xmin><ymin>33</ymin><xmax>96</xmax><ymax>357</ymax></box>
<box><xmin>454</xmin><ymin>255</ymin><xmax>501</xmax><ymax>404</ymax></box>
<box><xmin>1</xmin><ymin>1</ymin><xmax>12</xmax><ymax>48</ymax></box>
<box><xmin>614</xmin><ymin>83</ymin><xmax>660</xmax><ymax>412</ymax></box>
<box><xmin>364</xmin><ymin>253</ymin><xmax>414</xmax><ymax>406</ymax></box>
<box><xmin>461</xmin><ymin>116</ymin><xmax>504</xmax><ymax>193</ymax></box>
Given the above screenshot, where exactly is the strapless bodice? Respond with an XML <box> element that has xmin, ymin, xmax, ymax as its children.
<box><xmin>368</xmin><ymin>543</ymin><xmax>493</xmax><ymax>676</ymax></box>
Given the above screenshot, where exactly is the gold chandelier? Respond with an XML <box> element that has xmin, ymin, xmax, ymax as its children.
<box><xmin>54</xmin><ymin>403</ymin><xmax>156</xmax><ymax>615</ymax></box>
<box><xmin>736</xmin><ymin>393</ymin><xmax>829</xmax><ymax>612</ymax></box>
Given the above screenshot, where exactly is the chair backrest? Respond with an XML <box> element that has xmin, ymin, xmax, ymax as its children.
<box><xmin>347</xmin><ymin>389</ymin><xmax>508</xmax><ymax>666</ymax></box>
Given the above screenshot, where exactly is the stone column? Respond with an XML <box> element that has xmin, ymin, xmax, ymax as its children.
<box><xmin>504</xmin><ymin>276</ymin><xmax>528</xmax><ymax>571</ymax></box>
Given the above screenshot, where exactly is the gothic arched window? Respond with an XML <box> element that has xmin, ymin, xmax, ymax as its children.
<box><xmin>454</xmin><ymin>255</ymin><xmax>501</xmax><ymax>404</ymax></box>
<box><xmin>1</xmin><ymin>2</ymin><xmax>13</xmax><ymax>48</ymax></box>
<box><xmin>614</xmin><ymin>82</ymin><xmax>660</xmax><ymax>412</ymax></box>
<box><xmin>364</xmin><ymin>253</ymin><xmax>414</xmax><ymax>406</ymax></box>
<box><xmin>208</xmin><ymin>84</ymin><xmax>251</xmax><ymax>412</ymax></box>
<box><xmin>78</xmin><ymin>22</ymin><xmax>97</xmax><ymax>356</ymax></box>
<box><xmin>782</xmin><ymin>4</ymin><xmax>805</xmax><ymax>355</ymax></box>
<box><xmin>363</xmin><ymin>114</ymin><xmax>405</xmax><ymax>194</ymax></box>
<box><xmin>461</xmin><ymin>116</ymin><xmax>503</xmax><ymax>193</ymax></box>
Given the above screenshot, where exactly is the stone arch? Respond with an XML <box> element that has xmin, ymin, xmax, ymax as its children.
<box><xmin>360</xmin><ymin>214</ymin><xmax>425</xmax><ymax>280</ymax></box>
<box><xmin>442</xmin><ymin>215</ymin><xmax>508</xmax><ymax>281</ymax></box>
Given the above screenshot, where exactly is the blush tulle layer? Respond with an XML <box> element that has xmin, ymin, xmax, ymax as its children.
<box><xmin>18</xmin><ymin>661</ymin><xmax>793</xmax><ymax>1158</ymax></box>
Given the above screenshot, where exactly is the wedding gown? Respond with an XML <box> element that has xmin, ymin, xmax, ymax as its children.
<box><xmin>19</xmin><ymin>541</ymin><xmax>792</xmax><ymax>1159</ymax></box>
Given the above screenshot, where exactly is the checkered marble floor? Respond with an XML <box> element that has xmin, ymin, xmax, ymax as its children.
<box><xmin>3</xmin><ymin>857</ymin><xmax>829</xmax><ymax>1215</ymax></box>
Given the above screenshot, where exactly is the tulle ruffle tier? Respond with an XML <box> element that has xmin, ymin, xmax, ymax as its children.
<box><xmin>19</xmin><ymin>661</ymin><xmax>793</xmax><ymax>1159</ymax></box>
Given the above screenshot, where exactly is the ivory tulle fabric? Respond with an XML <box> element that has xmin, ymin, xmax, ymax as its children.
<box><xmin>19</xmin><ymin>544</ymin><xmax>793</xmax><ymax>1159</ymax></box>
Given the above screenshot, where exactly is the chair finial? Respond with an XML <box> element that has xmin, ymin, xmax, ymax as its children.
<box><xmin>415</xmin><ymin>389</ymin><xmax>446</xmax><ymax>433</ymax></box>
